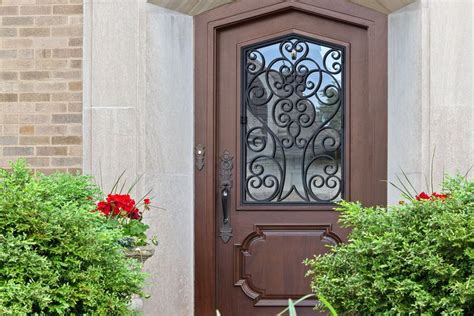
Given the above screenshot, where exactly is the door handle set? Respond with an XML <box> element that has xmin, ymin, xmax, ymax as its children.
<box><xmin>219</xmin><ymin>150</ymin><xmax>233</xmax><ymax>243</ymax></box>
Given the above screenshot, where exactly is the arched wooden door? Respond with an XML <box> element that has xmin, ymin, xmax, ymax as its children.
<box><xmin>195</xmin><ymin>1</ymin><xmax>387</xmax><ymax>315</ymax></box>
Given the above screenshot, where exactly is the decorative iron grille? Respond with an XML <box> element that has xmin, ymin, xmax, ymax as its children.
<box><xmin>241</xmin><ymin>34</ymin><xmax>345</xmax><ymax>204</ymax></box>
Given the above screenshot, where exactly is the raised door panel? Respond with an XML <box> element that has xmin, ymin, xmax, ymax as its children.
<box><xmin>234</xmin><ymin>224</ymin><xmax>341</xmax><ymax>306</ymax></box>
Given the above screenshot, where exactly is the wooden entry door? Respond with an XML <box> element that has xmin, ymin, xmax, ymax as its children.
<box><xmin>195</xmin><ymin>1</ymin><xmax>387</xmax><ymax>315</ymax></box>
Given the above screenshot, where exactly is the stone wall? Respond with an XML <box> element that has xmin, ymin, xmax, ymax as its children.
<box><xmin>0</xmin><ymin>0</ymin><xmax>83</xmax><ymax>174</ymax></box>
<box><xmin>143</xmin><ymin>6</ymin><xmax>194</xmax><ymax>315</ymax></box>
<box><xmin>82</xmin><ymin>1</ymin><xmax>194</xmax><ymax>314</ymax></box>
<box><xmin>388</xmin><ymin>0</ymin><xmax>473</xmax><ymax>204</ymax></box>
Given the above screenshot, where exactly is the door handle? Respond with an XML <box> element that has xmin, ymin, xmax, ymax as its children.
<box><xmin>222</xmin><ymin>188</ymin><xmax>230</xmax><ymax>224</ymax></box>
<box><xmin>219</xmin><ymin>150</ymin><xmax>233</xmax><ymax>243</ymax></box>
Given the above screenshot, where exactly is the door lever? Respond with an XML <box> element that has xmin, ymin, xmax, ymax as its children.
<box><xmin>222</xmin><ymin>188</ymin><xmax>229</xmax><ymax>224</ymax></box>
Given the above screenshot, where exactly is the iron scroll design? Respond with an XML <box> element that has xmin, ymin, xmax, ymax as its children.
<box><xmin>241</xmin><ymin>34</ymin><xmax>345</xmax><ymax>204</ymax></box>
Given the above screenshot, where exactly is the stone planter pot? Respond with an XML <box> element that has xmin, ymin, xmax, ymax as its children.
<box><xmin>125</xmin><ymin>245</ymin><xmax>155</xmax><ymax>311</ymax></box>
<box><xmin>124</xmin><ymin>245</ymin><xmax>155</xmax><ymax>263</ymax></box>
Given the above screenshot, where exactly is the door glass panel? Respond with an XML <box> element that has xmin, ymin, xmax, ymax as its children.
<box><xmin>241</xmin><ymin>34</ymin><xmax>344</xmax><ymax>204</ymax></box>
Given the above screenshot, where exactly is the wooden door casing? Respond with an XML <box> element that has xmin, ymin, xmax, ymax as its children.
<box><xmin>195</xmin><ymin>1</ymin><xmax>387</xmax><ymax>315</ymax></box>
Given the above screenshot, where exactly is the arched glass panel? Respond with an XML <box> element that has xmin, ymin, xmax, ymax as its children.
<box><xmin>241</xmin><ymin>34</ymin><xmax>345</xmax><ymax>204</ymax></box>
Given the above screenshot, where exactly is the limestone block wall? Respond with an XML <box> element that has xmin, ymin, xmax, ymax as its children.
<box><xmin>387</xmin><ymin>0</ymin><xmax>473</xmax><ymax>204</ymax></box>
<box><xmin>83</xmin><ymin>2</ymin><xmax>193</xmax><ymax>315</ymax></box>
<box><xmin>143</xmin><ymin>6</ymin><xmax>193</xmax><ymax>315</ymax></box>
<box><xmin>0</xmin><ymin>0</ymin><xmax>83</xmax><ymax>174</ymax></box>
<box><xmin>82</xmin><ymin>0</ymin><xmax>146</xmax><ymax>190</ymax></box>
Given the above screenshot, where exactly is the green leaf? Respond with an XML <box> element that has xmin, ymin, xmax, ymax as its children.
<box><xmin>277</xmin><ymin>294</ymin><xmax>315</xmax><ymax>315</ymax></box>
<box><xmin>318</xmin><ymin>294</ymin><xmax>338</xmax><ymax>316</ymax></box>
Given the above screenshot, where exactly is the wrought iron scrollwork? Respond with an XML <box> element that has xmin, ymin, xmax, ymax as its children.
<box><xmin>242</xmin><ymin>34</ymin><xmax>344</xmax><ymax>204</ymax></box>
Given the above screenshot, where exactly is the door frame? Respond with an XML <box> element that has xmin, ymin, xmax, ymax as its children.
<box><xmin>194</xmin><ymin>1</ymin><xmax>387</xmax><ymax>314</ymax></box>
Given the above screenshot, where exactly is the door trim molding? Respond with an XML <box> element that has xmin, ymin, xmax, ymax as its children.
<box><xmin>194</xmin><ymin>1</ymin><xmax>387</xmax><ymax>314</ymax></box>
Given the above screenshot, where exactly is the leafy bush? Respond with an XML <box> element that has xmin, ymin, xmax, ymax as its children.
<box><xmin>0</xmin><ymin>161</ymin><xmax>145</xmax><ymax>315</ymax></box>
<box><xmin>305</xmin><ymin>176</ymin><xmax>474</xmax><ymax>315</ymax></box>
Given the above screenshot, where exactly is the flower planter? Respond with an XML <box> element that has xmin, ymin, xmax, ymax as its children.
<box><xmin>124</xmin><ymin>245</ymin><xmax>155</xmax><ymax>263</ymax></box>
<box><xmin>125</xmin><ymin>245</ymin><xmax>155</xmax><ymax>311</ymax></box>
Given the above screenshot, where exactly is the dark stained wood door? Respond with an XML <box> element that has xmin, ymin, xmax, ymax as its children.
<box><xmin>195</xmin><ymin>1</ymin><xmax>387</xmax><ymax>315</ymax></box>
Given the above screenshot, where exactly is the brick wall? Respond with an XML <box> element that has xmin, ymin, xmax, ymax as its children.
<box><xmin>0</xmin><ymin>0</ymin><xmax>82</xmax><ymax>174</ymax></box>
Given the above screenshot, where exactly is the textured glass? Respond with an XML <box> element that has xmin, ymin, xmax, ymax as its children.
<box><xmin>242</xmin><ymin>35</ymin><xmax>344</xmax><ymax>204</ymax></box>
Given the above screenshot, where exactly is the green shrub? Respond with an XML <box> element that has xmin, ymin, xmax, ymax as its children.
<box><xmin>0</xmin><ymin>161</ymin><xmax>145</xmax><ymax>315</ymax></box>
<box><xmin>305</xmin><ymin>176</ymin><xmax>474</xmax><ymax>315</ymax></box>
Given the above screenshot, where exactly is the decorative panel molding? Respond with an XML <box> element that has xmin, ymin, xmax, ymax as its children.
<box><xmin>234</xmin><ymin>224</ymin><xmax>341</xmax><ymax>306</ymax></box>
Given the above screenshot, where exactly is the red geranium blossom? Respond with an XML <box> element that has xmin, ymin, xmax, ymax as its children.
<box><xmin>415</xmin><ymin>191</ymin><xmax>449</xmax><ymax>201</ymax></box>
<box><xmin>431</xmin><ymin>192</ymin><xmax>448</xmax><ymax>199</ymax></box>
<box><xmin>129</xmin><ymin>208</ymin><xmax>141</xmax><ymax>220</ymax></box>
<box><xmin>415</xmin><ymin>192</ymin><xmax>431</xmax><ymax>201</ymax></box>
<box><xmin>96</xmin><ymin>194</ymin><xmax>143</xmax><ymax>219</ymax></box>
<box><xmin>107</xmin><ymin>194</ymin><xmax>135</xmax><ymax>211</ymax></box>
<box><xmin>97</xmin><ymin>201</ymin><xmax>111</xmax><ymax>216</ymax></box>
<box><xmin>144</xmin><ymin>198</ymin><xmax>151</xmax><ymax>205</ymax></box>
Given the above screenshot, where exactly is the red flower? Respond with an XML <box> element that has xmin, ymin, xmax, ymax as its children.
<box><xmin>415</xmin><ymin>191</ymin><xmax>449</xmax><ymax>201</ymax></box>
<box><xmin>431</xmin><ymin>192</ymin><xmax>448</xmax><ymax>199</ymax></box>
<box><xmin>130</xmin><ymin>208</ymin><xmax>141</xmax><ymax>220</ymax></box>
<box><xmin>415</xmin><ymin>192</ymin><xmax>430</xmax><ymax>201</ymax></box>
<box><xmin>107</xmin><ymin>194</ymin><xmax>136</xmax><ymax>212</ymax></box>
<box><xmin>96</xmin><ymin>194</ymin><xmax>144</xmax><ymax>219</ymax></box>
<box><xmin>144</xmin><ymin>198</ymin><xmax>151</xmax><ymax>205</ymax></box>
<box><xmin>97</xmin><ymin>201</ymin><xmax>111</xmax><ymax>216</ymax></box>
